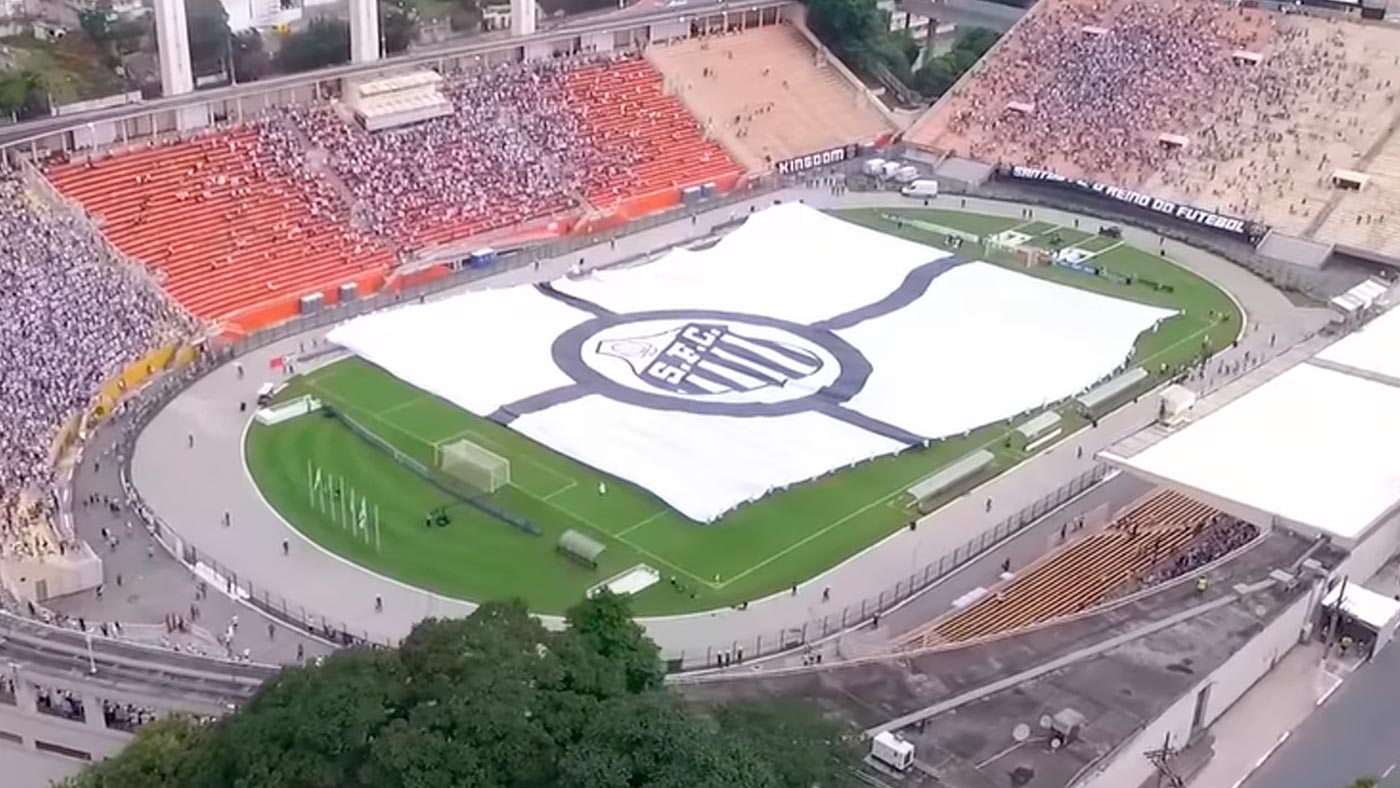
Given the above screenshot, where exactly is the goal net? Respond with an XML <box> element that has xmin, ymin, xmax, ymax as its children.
<box><xmin>436</xmin><ymin>438</ymin><xmax>510</xmax><ymax>493</ymax></box>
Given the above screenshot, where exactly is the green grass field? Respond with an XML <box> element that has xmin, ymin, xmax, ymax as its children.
<box><xmin>245</xmin><ymin>209</ymin><xmax>1241</xmax><ymax>615</ymax></box>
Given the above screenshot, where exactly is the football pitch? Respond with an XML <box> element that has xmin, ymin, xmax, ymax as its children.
<box><xmin>245</xmin><ymin>208</ymin><xmax>1242</xmax><ymax>615</ymax></box>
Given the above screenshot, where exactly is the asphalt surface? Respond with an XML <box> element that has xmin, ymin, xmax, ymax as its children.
<box><xmin>1244</xmin><ymin>642</ymin><xmax>1400</xmax><ymax>788</ymax></box>
<box><xmin>50</xmin><ymin>403</ymin><xmax>332</xmax><ymax>665</ymax></box>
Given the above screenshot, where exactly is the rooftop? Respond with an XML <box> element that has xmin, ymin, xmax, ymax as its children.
<box><xmin>1109</xmin><ymin>307</ymin><xmax>1400</xmax><ymax>544</ymax></box>
<box><xmin>680</xmin><ymin>532</ymin><xmax>1326</xmax><ymax>770</ymax></box>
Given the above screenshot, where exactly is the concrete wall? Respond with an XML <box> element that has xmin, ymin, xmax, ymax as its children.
<box><xmin>152</xmin><ymin>0</ymin><xmax>194</xmax><ymax>97</ymax></box>
<box><xmin>1339</xmin><ymin>513</ymin><xmax>1400</xmax><ymax>582</ymax></box>
<box><xmin>0</xmin><ymin>543</ymin><xmax>103</xmax><ymax>602</ymax></box>
<box><xmin>348</xmin><ymin>0</ymin><xmax>380</xmax><ymax>64</ymax></box>
<box><xmin>582</xmin><ymin>31</ymin><xmax>615</xmax><ymax>53</ymax></box>
<box><xmin>1074</xmin><ymin>588</ymin><xmax>1314</xmax><ymax>788</ymax></box>
<box><xmin>0</xmin><ymin>690</ymin><xmax>134</xmax><ymax>769</ymax></box>
<box><xmin>649</xmin><ymin>18</ymin><xmax>689</xmax><ymax>42</ymax></box>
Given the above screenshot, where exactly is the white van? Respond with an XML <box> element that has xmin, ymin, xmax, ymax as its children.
<box><xmin>880</xmin><ymin>161</ymin><xmax>903</xmax><ymax>180</ymax></box>
<box><xmin>901</xmin><ymin>179</ymin><xmax>939</xmax><ymax>198</ymax></box>
<box><xmin>861</xmin><ymin>158</ymin><xmax>887</xmax><ymax>177</ymax></box>
<box><xmin>894</xmin><ymin>165</ymin><xmax>920</xmax><ymax>184</ymax></box>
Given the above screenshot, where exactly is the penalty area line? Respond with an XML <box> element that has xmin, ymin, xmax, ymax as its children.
<box><xmin>615</xmin><ymin>509</ymin><xmax>669</xmax><ymax>537</ymax></box>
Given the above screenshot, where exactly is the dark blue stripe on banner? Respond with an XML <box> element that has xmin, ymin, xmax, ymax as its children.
<box><xmin>813</xmin><ymin>256</ymin><xmax>970</xmax><ymax>331</ymax></box>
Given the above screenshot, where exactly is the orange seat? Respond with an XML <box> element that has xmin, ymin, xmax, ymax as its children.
<box><xmin>47</xmin><ymin>127</ymin><xmax>392</xmax><ymax>322</ymax></box>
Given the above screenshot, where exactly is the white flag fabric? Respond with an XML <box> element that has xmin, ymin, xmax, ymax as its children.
<box><xmin>329</xmin><ymin>204</ymin><xmax>1173</xmax><ymax>522</ymax></box>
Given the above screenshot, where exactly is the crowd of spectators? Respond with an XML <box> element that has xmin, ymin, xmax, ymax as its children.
<box><xmin>935</xmin><ymin>0</ymin><xmax>1271</xmax><ymax>184</ymax></box>
<box><xmin>1140</xmin><ymin>515</ymin><xmax>1259</xmax><ymax>588</ymax></box>
<box><xmin>920</xmin><ymin>0</ymin><xmax>1400</xmax><ymax>235</ymax></box>
<box><xmin>35</xmin><ymin>686</ymin><xmax>85</xmax><ymax>722</ymax></box>
<box><xmin>102</xmin><ymin>699</ymin><xmax>157</xmax><ymax>732</ymax></box>
<box><xmin>280</xmin><ymin>52</ymin><xmax>678</xmax><ymax>249</ymax></box>
<box><xmin>0</xmin><ymin>178</ymin><xmax>191</xmax><ymax>560</ymax></box>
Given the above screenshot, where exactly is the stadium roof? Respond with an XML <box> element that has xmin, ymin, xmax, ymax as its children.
<box><xmin>1110</xmin><ymin>308</ymin><xmax>1400</xmax><ymax>544</ymax></box>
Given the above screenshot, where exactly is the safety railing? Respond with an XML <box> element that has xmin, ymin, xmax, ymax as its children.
<box><xmin>661</xmin><ymin>464</ymin><xmax>1109</xmax><ymax>671</ymax></box>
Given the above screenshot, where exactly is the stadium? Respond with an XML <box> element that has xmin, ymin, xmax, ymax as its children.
<box><xmin>2</xmin><ymin>0</ymin><xmax>1400</xmax><ymax>787</ymax></box>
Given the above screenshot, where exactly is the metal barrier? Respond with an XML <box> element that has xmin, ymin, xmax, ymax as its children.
<box><xmin>661</xmin><ymin>464</ymin><xmax>1109</xmax><ymax>671</ymax></box>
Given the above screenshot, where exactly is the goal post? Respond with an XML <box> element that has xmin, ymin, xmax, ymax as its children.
<box><xmin>436</xmin><ymin>438</ymin><xmax>511</xmax><ymax>493</ymax></box>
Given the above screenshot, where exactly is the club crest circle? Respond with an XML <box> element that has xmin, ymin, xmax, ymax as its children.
<box><xmin>551</xmin><ymin>310</ymin><xmax>871</xmax><ymax>417</ymax></box>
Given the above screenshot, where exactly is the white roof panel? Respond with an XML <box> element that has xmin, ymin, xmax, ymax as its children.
<box><xmin>1316</xmin><ymin>306</ymin><xmax>1400</xmax><ymax>381</ymax></box>
<box><xmin>1324</xmin><ymin>582</ymin><xmax>1400</xmax><ymax>631</ymax></box>
<box><xmin>1118</xmin><ymin>361</ymin><xmax>1400</xmax><ymax>541</ymax></box>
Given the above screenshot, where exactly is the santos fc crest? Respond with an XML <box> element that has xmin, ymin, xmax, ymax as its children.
<box><xmin>594</xmin><ymin>322</ymin><xmax>824</xmax><ymax>396</ymax></box>
<box><xmin>551</xmin><ymin>309</ymin><xmax>871</xmax><ymax>417</ymax></box>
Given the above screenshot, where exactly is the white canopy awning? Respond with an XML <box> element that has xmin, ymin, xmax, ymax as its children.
<box><xmin>1324</xmin><ymin>582</ymin><xmax>1400</xmax><ymax>632</ymax></box>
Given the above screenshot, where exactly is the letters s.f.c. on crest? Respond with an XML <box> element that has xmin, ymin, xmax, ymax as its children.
<box><xmin>594</xmin><ymin>322</ymin><xmax>823</xmax><ymax>397</ymax></box>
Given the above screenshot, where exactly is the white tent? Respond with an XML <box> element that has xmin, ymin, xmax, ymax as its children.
<box><xmin>1157</xmin><ymin>383</ymin><xmax>1197</xmax><ymax>424</ymax></box>
<box><xmin>1112</xmin><ymin>306</ymin><xmax>1400</xmax><ymax>545</ymax></box>
<box><xmin>1323</xmin><ymin>581</ymin><xmax>1400</xmax><ymax>654</ymax></box>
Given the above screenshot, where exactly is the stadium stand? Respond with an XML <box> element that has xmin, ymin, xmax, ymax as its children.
<box><xmin>646</xmin><ymin>24</ymin><xmax>893</xmax><ymax>171</ymax></box>
<box><xmin>0</xmin><ymin>177</ymin><xmax>189</xmax><ymax>561</ymax></box>
<box><xmin>44</xmin><ymin>53</ymin><xmax>740</xmax><ymax>321</ymax></box>
<box><xmin>900</xmin><ymin>490</ymin><xmax>1248</xmax><ymax>648</ymax></box>
<box><xmin>564</xmin><ymin>56</ymin><xmax>741</xmax><ymax>209</ymax></box>
<box><xmin>286</xmin><ymin>53</ymin><xmax>740</xmax><ymax>250</ymax></box>
<box><xmin>46</xmin><ymin>123</ymin><xmax>393</xmax><ymax>322</ymax></box>
<box><xmin>1311</xmin><ymin>130</ymin><xmax>1400</xmax><ymax>257</ymax></box>
<box><xmin>907</xmin><ymin>0</ymin><xmax>1400</xmax><ymax>245</ymax></box>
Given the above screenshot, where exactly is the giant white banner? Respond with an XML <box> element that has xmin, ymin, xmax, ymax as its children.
<box><xmin>329</xmin><ymin>204</ymin><xmax>1174</xmax><ymax>522</ymax></box>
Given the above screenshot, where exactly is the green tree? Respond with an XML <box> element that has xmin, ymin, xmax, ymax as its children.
<box><xmin>911</xmin><ymin>27</ymin><xmax>1001</xmax><ymax>99</ymax></box>
<box><xmin>717</xmin><ymin>703</ymin><xmax>861</xmax><ymax>788</ymax></box>
<box><xmin>0</xmin><ymin>70</ymin><xmax>50</xmax><ymax>120</ymax></box>
<box><xmin>186</xmin><ymin>0</ymin><xmax>232</xmax><ymax>76</ymax></box>
<box><xmin>277</xmin><ymin>18</ymin><xmax>351</xmax><ymax>74</ymax></box>
<box><xmin>79</xmin><ymin>0</ymin><xmax>149</xmax><ymax>69</ymax></box>
<box><xmin>59</xmin><ymin>595</ymin><xmax>854</xmax><ymax>788</ymax></box>
<box><xmin>806</xmin><ymin>0</ymin><xmax>882</xmax><ymax>64</ymax></box>
<box><xmin>1346</xmin><ymin>779</ymin><xmax>1379</xmax><ymax>788</ymax></box>
<box><xmin>565</xmin><ymin>589</ymin><xmax>665</xmax><ymax>693</ymax></box>
<box><xmin>955</xmin><ymin>26</ymin><xmax>1001</xmax><ymax>58</ymax></box>
<box><xmin>78</xmin><ymin>2</ymin><xmax>115</xmax><ymax>55</ymax></box>
<box><xmin>231</xmin><ymin>30</ymin><xmax>270</xmax><ymax>83</ymax></box>
<box><xmin>58</xmin><ymin>716</ymin><xmax>208</xmax><ymax>788</ymax></box>
<box><xmin>381</xmin><ymin>0</ymin><xmax>419</xmax><ymax>55</ymax></box>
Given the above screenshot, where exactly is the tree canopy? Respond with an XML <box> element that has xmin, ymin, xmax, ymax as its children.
<box><xmin>911</xmin><ymin>27</ymin><xmax>1002</xmax><ymax>99</ymax></box>
<box><xmin>185</xmin><ymin>0</ymin><xmax>232</xmax><ymax>76</ymax></box>
<box><xmin>805</xmin><ymin>0</ymin><xmax>1001</xmax><ymax>99</ymax></box>
<box><xmin>60</xmin><ymin>592</ymin><xmax>858</xmax><ymax>788</ymax></box>
<box><xmin>277</xmin><ymin>18</ymin><xmax>352</xmax><ymax>74</ymax></box>
<box><xmin>0</xmin><ymin>70</ymin><xmax>52</xmax><ymax>120</ymax></box>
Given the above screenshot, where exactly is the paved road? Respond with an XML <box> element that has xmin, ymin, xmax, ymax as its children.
<box><xmin>49</xmin><ymin>404</ymin><xmax>332</xmax><ymax>665</ymax></box>
<box><xmin>1244</xmin><ymin>643</ymin><xmax>1400</xmax><ymax>788</ymax></box>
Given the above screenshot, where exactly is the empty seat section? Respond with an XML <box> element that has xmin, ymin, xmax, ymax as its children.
<box><xmin>899</xmin><ymin>491</ymin><xmax>1222</xmax><ymax>649</ymax></box>
<box><xmin>46</xmin><ymin>126</ymin><xmax>391</xmax><ymax>321</ymax></box>
<box><xmin>564</xmin><ymin>57</ymin><xmax>741</xmax><ymax>207</ymax></box>
<box><xmin>647</xmin><ymin>24</ymin><xmax>894</xmax><ymax>171</ymax></box>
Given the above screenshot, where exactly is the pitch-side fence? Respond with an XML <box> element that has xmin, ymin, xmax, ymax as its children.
<box><xmin>659</xmin><ymin>464</ymin><xmax>1109</xmax><ymax>671</ymax></box>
